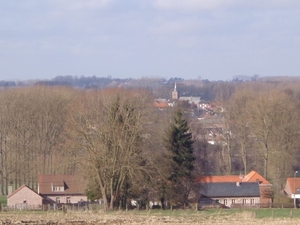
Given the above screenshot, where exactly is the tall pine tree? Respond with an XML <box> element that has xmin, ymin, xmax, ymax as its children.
<box><xmin>164</xmin><ymin>109</ymin><xmax>195</xmax><ymax>206</ymax></box>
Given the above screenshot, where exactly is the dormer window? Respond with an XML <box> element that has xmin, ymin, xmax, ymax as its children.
<box><xmin>52</xmin><ymin>185</ymin><xmax>64</xmax><ymax>192</ymax></box>
<box><xmin>51</xmin><ymin>181</ymin><xmax>68</xmax><ymax>192</ymax></box>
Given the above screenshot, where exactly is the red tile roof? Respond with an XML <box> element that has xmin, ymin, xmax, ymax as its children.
<box><xmin>286</xmin><ymin>177</ymin><xmax>300</xmax><ymax>194</ymax></box>
<box><xmin>196</xmin><ymin>171</ymin><xmax>270</xmax><ymax>185</ymax></box>
<box><xmin>154</xmin><ymin>99</ymin><xmax>169</xmax><ymax>108</ymax></box>
<box><xmin>241</xmin><ymin>170</ymin><xmax>270</xmax><ymax>185</ymax></box>
<box><xmin>196</xmin><ymin>175</ymin><xmax>240</xmax><ymax>183</ymax></box>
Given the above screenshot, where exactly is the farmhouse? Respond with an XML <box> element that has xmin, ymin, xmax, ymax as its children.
<box><xmin>38</xmin><ymin>174</ymin><xmax>87</xmax><ymax>204</ymax></box>
<box><xmin>7</xmin><ymin>174</ymin><xmax>87</xmax><ymax>209</ymax></box>
<box><xmin>199</xmin><ymin>182</ymin><xmax>260</xmax><ymax>208</ymax></box>
<box><xmin>196</xmin><ymin>170</ymin><xmax>272</xmax><ymax>208</ymax></box>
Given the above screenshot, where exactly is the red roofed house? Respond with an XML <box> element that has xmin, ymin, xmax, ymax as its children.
<box><xmin>154</xmin><ymin>99</ymin><xmax>170</xmax><ymax>109</ymax></box>
<box><xmin>196</xmin><ymin>170</ymin><xmax>272</xmax><ymax>208</ymax></box>
<box><xmin>241</xmin><ymin>171</ymin><xmax>272</xmax><ymax>207</ymax></box>
<box><xmin>284</xmin><ymin>177</ymin><xmax>298</xmax><ymax>198</ymax></box>
<box><xmin>38</xmin><ymin>174</ymin><xmax>87</xmax><ymax>204</ymax></box>
<box><xmin>7</xmin><ymin>184</ymin><xmax>43</xmax><ymax>209</ymax></box>
<box><xmin>284</xmin><ymin>176</ymin><xmax>300</xmax><ymax>207</ymax></box>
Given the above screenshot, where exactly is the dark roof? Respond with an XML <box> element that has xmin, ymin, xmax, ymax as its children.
<box><xmin>200</xmin><ymin>182</ymin><xmax>260</xmax><ymax>198</ymax></box>
<box><xmin>38</xmin><ymin>174</ymin><xmax>85</xmax><ymax>195</ymax></box>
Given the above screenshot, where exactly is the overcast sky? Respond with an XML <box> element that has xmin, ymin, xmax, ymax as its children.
<box><xmin>1</xmin><ymin>0</ymin><xmax>300</xmax><ymax>81</ymax></box>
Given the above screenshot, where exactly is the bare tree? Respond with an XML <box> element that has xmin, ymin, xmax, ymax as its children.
<box><xmin>30</xmin><ymin>86</ymin><xmax>74</xmax><ymax>176</ymax></box>
<box><xmin>0</xmin><ymin>86</ymin><xmax>73</xmax><ymax>193</ymax></box>
<box><xmin>66</xmin><ymin>88</ymin><xmax>152</xmax><ymax>210</ymax></box>
<box><xmin>237</xmin><ymin>89</ymin><xmax>300</xmax><ymax>190</ymax></box>
<box><xmin>224</xmin><ymin>88</ymin><xmax>255</xmax><ymax>175</ymax></box>
<box><xmin>222</xmin><ymin>85</ymin><xmax>300</xmax><ymax>192</ymax></box>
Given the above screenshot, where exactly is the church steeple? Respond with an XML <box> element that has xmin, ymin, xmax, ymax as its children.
<box><xmin>172</xmin><ymin>82</ymin><xmax>178</xmax><ymax>100</ymax></box>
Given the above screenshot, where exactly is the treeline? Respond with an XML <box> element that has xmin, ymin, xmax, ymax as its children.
<box><xmin>0</xmin><ymin>86</ymin><xmax>200</xmax><ymax>210</ymax></box>
<box><xmin>210</xmin><ymin>81</ymin><xmax>300</xmax><ymax>192</ymax></box>
<box><xmin>37</xmin><ymin>75</ymin><xmax>113</xmax><ymax>89</ymax></box>
<box><xmin>2</xmin><ymin>79</ymin><xmax>300</xmax><ymax>205</ymax></box>
<box><xmin>0</xmin><ymin>86</ymin><xmax>76</xmax><ymax>195</ymax></box>
<box><xmin>0</xmin><ymin>75</ymin><xmax>234</xmax><ymax>102</ymax></box>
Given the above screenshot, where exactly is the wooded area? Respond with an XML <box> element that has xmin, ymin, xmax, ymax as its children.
<box><xmin>1</xmin><ymin>78</ymin><xmax>300</xmax><ymax>208</ymax></box>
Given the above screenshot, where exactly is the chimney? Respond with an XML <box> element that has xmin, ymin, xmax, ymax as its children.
<box><xmin>239</xmin><ymin>173</ymin><xmax>244</xmax><ymax>181</ymax></box>
<box><xmin>8</xmin><ymin>185</ymin><xmax>12</xmax><ymax>196</ymax></box>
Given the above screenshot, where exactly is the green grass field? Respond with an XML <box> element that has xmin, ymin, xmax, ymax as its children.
<box><xmin>80</xmin><ymin>207</ymin><xmax>300</xmax><ymax>219</ymax></box>
<box><xmin>154</xmin><ymin>208</ymin><xmax>300</xmax><ymax>218</ymax></box>
<box><xmin>220</xmin><ymin>208</ymin><xmax>300</xmax><ymax>218</ymax></box>
<box><xmin>0</xmin><ymin>195</ymin><xmax>6</xmax><ymax>205</ymax></box>
<box><xmin>124</xmin><ymin>208</ymin><xmax>300</xmax><ymax>219</ymax></box>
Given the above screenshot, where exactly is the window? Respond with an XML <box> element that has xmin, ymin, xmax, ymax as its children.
<box><xmin>223</xmin><ymin>199</ymin><xmax>227</xmax><ymax>206</ymax></box>
<box><xmin>232</xmin><ymin>199</ymin><xmax>235</xmax><ymax>204</ymax></box>
<box><xmin>250</xmin><ymin>199</ymin><xmax>255</xmax><ymax>205</ymax></box>
<box><xmin>66</xmin><ymin>197</ymin><xmax>71</xmax><ymax>204</ymax></box>
<box><xmin>242</xmin><ymin>199</ymin><xmax>247</xmax><ymax>205</ymax></box>
<box><xmin>53</xmin><ymin>186</ymin><xmax>64</xmax><ymax>192</ymax></box>
<box><xmin>56</xmin><ymin>197</ymin><xmax>60</xmax><ymax>203</ymax></box>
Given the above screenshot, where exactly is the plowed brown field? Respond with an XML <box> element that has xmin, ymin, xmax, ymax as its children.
<box><xmin>0</xmin><ymin>211</ymin><xmax>300</xmax><ymax>225</ymax></box>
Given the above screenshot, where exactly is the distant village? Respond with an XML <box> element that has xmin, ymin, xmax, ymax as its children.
<box><xmin>3</xmin><ymin>75</ymin><xmax>300</xmax><ymax>210</ymax></box>
<box><xmin>154</xmin><ymin>82</ymin><xmax>225</xmax><ymax>147</ymax></box>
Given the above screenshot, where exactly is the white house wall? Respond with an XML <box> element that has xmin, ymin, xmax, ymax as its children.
<box><xmin>214</xmin><ymin>197</ymin><xmax>260</xmax><ymax>208</ymax></box>
<box><xmin>46</xmin><ymin>195</ymin><xmax>87</xmax><ymax>204</ymax></box>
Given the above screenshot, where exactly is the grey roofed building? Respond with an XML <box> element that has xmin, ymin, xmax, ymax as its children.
<box><xmin>179</xmin><ymin>96</ymin><xmax>201</xmax><ymax>104</ymax></box>
<box><xmin>200</xmin><ymin>182</ymin><xmax>260</xmax><ymax>198</ymax></box>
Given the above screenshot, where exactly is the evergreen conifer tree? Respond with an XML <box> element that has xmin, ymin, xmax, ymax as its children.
<box><xmin>164</xmin><ymin>109</ymin><xmax>195</xmax><ymax>205</ymax></box>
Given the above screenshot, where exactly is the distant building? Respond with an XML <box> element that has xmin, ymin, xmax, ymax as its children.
<box><xmin>179</xmin><ymin>96</ymin><xmax>201</xmax><ymax>105</ymax></box>
<box><xmin>7</xmin><ymin>185</ymin><xmax>43</xmax><ymax>210</ymax></box>
<box><xmin>171</xmin><ymin>83</ymin><xmax>179</xmax><ymax>100</ymax></box>
<box><xmin>154</xmin><ymin>98</ymin><xmax>170</xmax><ymax>109</ymax></box>
<box><xmin>7</xmin><ymin>174</ymin><xmax>88</xmax><ymax>210</ymax></box>
<box><xmin>198</xmin><ymin>182</ymin><xmax>260</xmax><ymax>208</ymax></box>
<box><xmin>195</xmin><ymin>170</ymin><xmax>272</xmax><ymax>208</ymax></box>
<box><xmin>171</xmin><ymin>82</ymin><xmax>201</xmax><ymax>107</ymax></box>
<box><xmin>38</xmin><ymin>174</ymin><xmax>87</xmax><ymax>204</ymax></box>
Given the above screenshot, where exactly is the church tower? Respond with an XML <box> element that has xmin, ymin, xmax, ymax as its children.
<box><xmin>172</xmin><ymin>82</ymin><xmax>179</xmax><ymax>100</ymax></box>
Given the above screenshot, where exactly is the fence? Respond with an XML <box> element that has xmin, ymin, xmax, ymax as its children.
<box><xmin>231</xmin><ymin>203</ymin><xmax>264</xmax><ymax>209</ymax></box>
<box><xmin>2</xmin><ymin>202</ymin><xmax>105</xmax><ymax>212</ymax></box>
<box><xmin>0</xmin><ymin>202</ymin><xmax>295</xmax><ymax>212</ymax></box>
